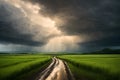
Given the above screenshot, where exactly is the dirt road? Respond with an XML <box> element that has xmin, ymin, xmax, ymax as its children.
<box><xmin>36</xmin><ymin>57</ymin><xmax>74</xmax><ymax>80</ymax></box>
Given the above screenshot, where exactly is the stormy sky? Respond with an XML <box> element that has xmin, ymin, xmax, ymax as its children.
<box><xmin>0</xmin><ymin>0</ymin><xmax>120</xmax><ymax>52</ymax></box>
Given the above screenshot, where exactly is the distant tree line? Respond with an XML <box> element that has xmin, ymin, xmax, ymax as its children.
<box><xmin>88</xmin><ymin>48</ymin><xmax>120</xmax><ymax>54</ymax></box>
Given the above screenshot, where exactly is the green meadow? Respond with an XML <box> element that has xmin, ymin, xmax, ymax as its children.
<box><xmin>0</xmin><ymin>54</ymin><xmax>120</xmax><ymax>80</ymax></box>
<box><xmin>0</xmin><ymin>54</ymin><xmax>51</xmax><ymax>80</ymax></box>
<box><xmin>59</xmin><ymin>54</ymin><xmax>120</xmax><ymax>80</ymax></box>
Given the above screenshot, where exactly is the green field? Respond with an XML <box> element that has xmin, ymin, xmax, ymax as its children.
<box><xmin>0</xmin><ymin>54</ymin><xmax>51</xmax><ymax>80</ymax></box>
<box><xmin>59</xmin><ymin>54</ymin><xmax>120</xmax><ymax>80</ymax></box>
<box><xmin>0</xmin><ymin>54</ymin><xmax>120</xmax><ymax>80</ymax></box>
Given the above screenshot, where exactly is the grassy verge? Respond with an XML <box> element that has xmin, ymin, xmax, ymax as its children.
<box><xmin>14</xmin><ymin>59</ymin><xmax>52</xmax><ymax>80</ymax></box>
<box><xmin>0</xmin><ymin>54</ymin><xmax>51</xmax><ymax>80</ymax></box>
<box><xmin>59</xmin><ymin>54</ymin><xmax>120</xmax><ymax>80</ymax></box>
<box><xmin>65</xmin><ymin>59</ymin><xmax>120</xmax><ymax>80</ymax></box>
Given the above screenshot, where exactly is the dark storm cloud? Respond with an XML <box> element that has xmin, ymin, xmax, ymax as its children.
<box><xmin>25</xmin><ymin>0</ymin><xmax>101</xmax><ymax>16</ymax></box>
<box><xmin>25</xmin><ymin>0</ymin><xmax>120</xmax><ymax>49</ymax></box>
<box><xmin>0</xmin><ymin>1</ymin><xmax>44</xmax><ymax>46</ymax></box>
<box><xmin>79</xmin><ymin>35</ymin><xmax>120</xmax><ymax>52</ymax></box>
<box><xmin>87</xmin><ymin>36</ymin><xmax>120</xmax><ymax>47</ymax></box>
<box><xmin>0</xmin><ymin>0</ymin><xmax>120</xmax><ymax>52</ymax></box>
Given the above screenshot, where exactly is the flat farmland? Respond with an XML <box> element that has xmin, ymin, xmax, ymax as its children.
<box><xmin>59</xmin><ymin>54</ymin><xmax>120</xmax><ymax>80</ymax></box>
<box><xmin>0</xmin><ymin>54</ymin><xmax>51</xmax><ymax>80</ymax></box>
<box><xmin>0</xmin><ymin>54</ymin><xmax>120</xmax><ymax>80</ymax></box>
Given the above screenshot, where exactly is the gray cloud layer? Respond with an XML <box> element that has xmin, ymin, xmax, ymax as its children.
<box><xmin>28</xmin><ymin>0</ymin><xmax>120</xmax><ymax>36</ymax></box>
<box><xmin>29</xmin><ymin>0</ymin><xmax>120</xmax><ymax>47</ymax></box>
<box><xmin>0</xmin><ymin>1</ymin><xmax>42</xmax><ymax>46</ymax></box>
<box><xmin>0</xmin><ymin>0</ymin><xmax>120</xmax><ymax>52</ymax></box>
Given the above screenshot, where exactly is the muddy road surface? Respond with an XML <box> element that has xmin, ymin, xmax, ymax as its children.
<box><xmin>36</xmin><ymin>57</ymin><xmax>74</xmax><ymax>80</ymax></box>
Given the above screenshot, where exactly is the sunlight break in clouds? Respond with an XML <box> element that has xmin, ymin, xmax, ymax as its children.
<box><xmin>0</xmin><ymin>0</ymin><xmax>120</xmax><ymax>52</ymax></box>
<box><xmin>41</xmin><ymin>36</ymin><xmax>81</xmax><ymax>52</ymax></box>
<box><xmin>3</xmin><ymin>0</ymin><xmax>81</xmax><ymax>52</ymax></box>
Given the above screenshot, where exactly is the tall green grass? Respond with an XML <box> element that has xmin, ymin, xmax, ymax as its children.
<box><xmin>59</xmin><ymin>54</ymin><xmax>120</xmax><ymax>80</ymax></box>
<box><xmin>0</xmin><ymin>54</ymin><xmax>51</xmax><ymax>80</ymax></box>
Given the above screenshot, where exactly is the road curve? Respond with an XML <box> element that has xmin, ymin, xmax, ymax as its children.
<box><xmin>36</xmin><ymin>57</ymin><xmax>74</xmax><ymax>80</ymax></box>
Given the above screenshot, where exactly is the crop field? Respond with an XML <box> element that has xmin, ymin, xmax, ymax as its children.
<box><xmin>59</xmin><ymin>54</ymin><xmax>120</xmax><ymax>80</ymax></box>
<box><xmin>0</xmin><ymin>54</ymin><xmax>51</xmax><ymax>80</ymax></box>
<box><xmin>0</xmin><ymin>54</ymin><xmax>120</xmax><ymax>80</ymax></box>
